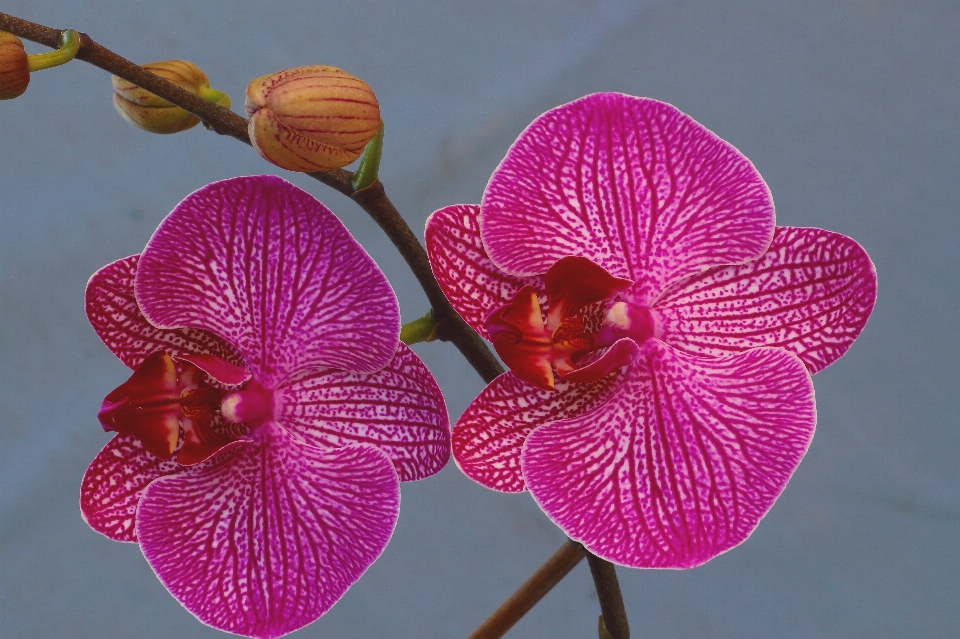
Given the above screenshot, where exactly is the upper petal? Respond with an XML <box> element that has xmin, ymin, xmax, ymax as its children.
<box><xmin>654</xmin><ymin>226</ymin><xmax>877</xmax><ymax>373</ymax></box>
<box><xmin>452</xmin><ymin>369</ymin><xmax>626</xmax><ymax>493</ymax></box>
<box><xmin>425</xmin><ymin>203</ymin><xmax>542</xmax><ymax>340</ymax></box>
<box><xmin>136</xmin><ymin>175</ymin><xmax>399</xmax><ymax>388</ymax></box>
<box><xmin>278</xmin><ymin>343</ymin><xmax>450</xmax><ymax>482</ymax></box>
<box><xmin>481</xmin><ymin>93</ymin><xmax>775</xmax><ymax>304</ymax></box>
<box><xmin>522</xmin><ymin>340</ymin><xmax>816</xmax><ymax>569</ymax></box>
<box><xmin>137</xmin><ymin>424</ymin><xmax>400</xmax><ymax>639</ymax></box>
<box><xmin>86</xmin><ymin>255</ymin><xmax>242</xmax><ymax>370</ymax></box>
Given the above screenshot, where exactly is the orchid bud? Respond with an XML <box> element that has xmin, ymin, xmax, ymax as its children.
<box><xmin>111</xmin><ymin>60</ymin><xmax>231</xmax><ymax>134</ymax></box>
<box><xmin>245</xmin><ymin>65</ymin><xmax>381</xmax><ymax>172</ymax></box>
<box><xmin>0</xmin><ymin>31</ymin><xmax>30</xmax><ymax>100</ymax></box>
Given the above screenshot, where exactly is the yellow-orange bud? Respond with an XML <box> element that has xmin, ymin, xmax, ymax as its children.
<box><xmin>0</xmin><ymin>31</ymin><xmax>30</xmax><ymax>100</ymax></box>
<box><xmin>245</xmin><ymin>65</ymin><xmax>381</xmax><ymax>172</ymax></box>
<box><xmin>112</xmin><ymin>60</ymin><xmax>230</xmax><ymax>134</ymax></box>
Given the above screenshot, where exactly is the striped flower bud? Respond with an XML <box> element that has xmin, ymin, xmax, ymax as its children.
<box><xmin>245</xmin><ymin>65</ymin><xmax>380</xmax><ymax>172</ymax></box>
<box><xmin>0</xmin><ymin>31</ymin><xmax>30</xmax><ymax>100</ymax></box>
<box><xmin>112</xmin><ymin>60</ymin><xmax>231</xmax><ymax>134</ymax></box>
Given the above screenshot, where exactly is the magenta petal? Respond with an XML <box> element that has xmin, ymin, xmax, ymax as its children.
<box><xmin>481</xmin><ymin>93</ymin><xmax>775</xmax><ymax>303</ymax></box>
<box><xmin>86</xmin><ymin>255</ymin><xmax>242</xmax><ymax>370</ymax></box>
<box><xmin>80</xmin><ymin>434</ymin><xmax>182</xmax><ymax>542</ymax></box>
<box><xmin>522</xmin><ymin>341</ymin><xmax>816</xmax><ymax>568</ymax></box>
<box><xmin>137</xmin><ymin>425</ymin><xmax>400</xmax><ymax>639</ymax></box>
<box><xmin>654</xmin><ymin>227</ymin><xmax>877</xmax><ymax>373</ymax></box>
<box><xmin>136</xmin><ymin>176</ymin><xmax>400</xmax><ymax>388</ymax></box>
<box><xmin>425</xmin><ymin>203</ymin><xmax>542</xmax><ymax>340</ymax></box>
<box><xmin>278</xmin><ymin>343</ymin><xmax>450</xmax><ymax>482</ymax></box>
<box><xmin>452</xmin><ymin>370</ymin><xmax>626</xmax><ymax>492</ymax></box>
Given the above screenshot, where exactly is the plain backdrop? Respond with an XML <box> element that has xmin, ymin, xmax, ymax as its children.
<box><xmin>1</xmin><ymin>1</ymin><xmax>958</xmax><ymax>637</ymax></box>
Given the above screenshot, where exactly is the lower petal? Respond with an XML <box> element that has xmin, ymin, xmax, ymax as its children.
<box><xmin>424</xmin><ymin>203</ymin><xmax>543</xmax><ymax>340</ymax></box>
<box><xmin>80</xmin><ymin>434</ymin><xmax>181</xmax><ymax>542</ymax></box>
<box><xmin>522</xmin><ymin>341</ymin><xmax>816</xmax><ymax>568</ymax></box>
<box><xmin>453</xmin><ymin>370</ymin><xmax>625</xmax><ymax>493</ymax></box>
<box><xmin>137</xmin><ymin>424</ymin><xmax>399</xmax><ymax>639</ymax></box>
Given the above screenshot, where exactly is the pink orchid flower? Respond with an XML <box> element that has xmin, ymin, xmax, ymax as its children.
<box><xmin>81</xmin><ymin>175</ymin><xmax>449</xmax><ymax>638</ymax></box>
<box><xmin>426</xmin><ymin>93</ymin><xmax>876</xmax><ymax>569</ymax></box>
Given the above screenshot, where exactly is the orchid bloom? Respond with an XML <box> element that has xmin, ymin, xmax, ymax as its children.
<box><xmin>426</xmin><ymin>93</ymin><xmax>876</xmax><ymax>569</ymax></box>
<box><xmin>81</xmin><ymin>175</ymin><xmax>449</xmax><ymax>638</ymax></box>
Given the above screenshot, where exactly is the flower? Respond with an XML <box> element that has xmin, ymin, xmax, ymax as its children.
<box><xmin>245</xmin><ymin>65</ymin><xmax>381</xmax><ymax>172</ymax></box>
<box><xmin>426</xmin><ymin>93</ymin><xmax>876</xmax><ymax>569</ymax></box>
<box><xmin>81</xmin><ymin>175</ymin><xmax>449</xmax><ymax>637</ymax></box>
<box><xmin>112</xmin><ymin>60</ymin><xmax>231</xmax><ymax>134</ymax></box>
<box><xmin>0</xmin><ymin>31</ymin><xmax>29</xmax><ymax>100</ymax></box>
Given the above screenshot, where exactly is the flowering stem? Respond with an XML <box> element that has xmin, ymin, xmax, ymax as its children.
<box><xmin>350</xmin><ymin>120</ymin><xmax>384</xmax><ymax>192</ymax></box>
<box><xmin>0</xmin><ymin>10</ymin><xmax>504</xmax><ymax>385</ymax></box>
<box><xmin>400</xmin><ymin>309</ymin><xmax>440</xmax><ymax>345</ymax></box>
<box><xmin>467</xmin><ymin>540</ymin><xmax>585</xmax><ymax>639</ymax></box>
<box><xmin>586</xmin><ymin>554</ymin><xmax>631</xmax><ymax>639</ymax></box>
<box><xmin>0</xmin><ymin>11</ymin><xmax>631</xmax><ymax>633</ymax></box>
<box><xmin>25</xmin><ymin>28</ymin><xmax>78</xmax><ymax>72</ymax></box>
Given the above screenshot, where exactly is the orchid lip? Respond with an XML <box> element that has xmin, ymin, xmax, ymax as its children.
<box><xmin>484</xmin><ymin>257</ymin><xmax>644</xmax><ymax>390</ymax></box>
<box><xmin>97</xmin><ymin>350</ymin><xmax>251</xmax><ymax>464</ymax></box>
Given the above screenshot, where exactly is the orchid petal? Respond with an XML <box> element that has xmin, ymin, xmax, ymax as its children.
<box><xmin>523</xmin><ymin>341</ymin><xmax>816</xmax><ymax>569</ymax></box>
<box><xmin>278</xmin><ymin>343</ymin><xmax>450</xmax><ymax>482</ymax></box>
<box><xmin>80</xmin><ymin>435</ymin><xmax>246</xmax><ymax>543</ymax></box>
<box><xmin>425</xmin><ymin>203</ymin><xmax>542</xmax><ymax>340</ymax></box>
<box><xmin>136</xmin><ymin>175</ymin><xmax>399</xmax><ymax>388</ymax></box>
<box><xmin>80</xmin><ymin>434</ymin><xmax>181</xmax><ymax>542</ymax></box>
<box><xmin>85</xmin><ymin>255</ymin><xmax>242</xmax><ymax>370</ymax></box>
<box><xmin>654</xmin><ymin>227</ymin><xmax>877</xmax><ymax>373</ymax></box>
<box><xmin>137</xmin><ymin>424</ymin><xmax>399</xmax><ymax>639</ymax></box>
<box><xmin>452</xmin><ymin>370</ymin><xmax>626</xmax><ymax>492</ymax></box>
<box><xmin>481</xmin><ymin>93</ymin><xmax>775</xmax><ymax>304</ymax></box>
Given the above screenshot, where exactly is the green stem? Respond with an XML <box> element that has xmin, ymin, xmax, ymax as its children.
<box><xmin>198</xmin><ymin>86</ymin><xmax>231</xmax><ymax>108</ymax></box>
<box><xmin>400</xmin><ymin>310</ymin><xmax>440</xmax><ymax>345</ymax></box>
<box><xmin>26</xmin><ymin>28</ymin><xmax>78</xmax><ymax>72</ymax></box>
<box><xmin>350</xmin><ymin>120</ymin><xmax>384</xmax><ymax>192</ymax></box>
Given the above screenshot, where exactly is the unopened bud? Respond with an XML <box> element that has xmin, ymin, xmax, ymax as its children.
<box><xmin>0</xmin><ymin>31</ymin><xmax>30</xmax><ymax>100</ymax></box>
<box><xmin>245</xmin><ymin>65</ymin><xmax>380</xmax><ymax>172</ymax></box>
<box><xmin>112</xmin><ymin>60</ymin><xmax>231</xmax><ymax>134</ymax></box>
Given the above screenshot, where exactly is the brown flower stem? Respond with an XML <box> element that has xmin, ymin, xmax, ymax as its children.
<box><xmin>586</xmin><ymin>554</ymin><xmax>631</xmax><ymax>639</ymax></box>
<box><xmin>0</xmin><ymin>11</ymin><xmax>504</xmax><ymax>385</ymax></box>
<box><xmin>467</xmin><ymin>540</ymin><xmax>586</xmax><ymax>639</ymax></box>
<box><xmin>2</xmin><ymin>12</ymin><xmax>629</xmax><ymax>634</ymax></box>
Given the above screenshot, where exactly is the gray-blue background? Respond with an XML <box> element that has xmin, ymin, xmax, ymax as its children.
<box><xmin>1</xmin><ymin>1</ymin><xmax>957</xmax><ymax>637</ymax></box>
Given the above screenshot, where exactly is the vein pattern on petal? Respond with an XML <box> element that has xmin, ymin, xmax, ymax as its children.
<box><xmin>522</xmin><ymin>341</ymin><xmax>816</xmax><ymax>568</ymax></box>
<box><xmin>86</xmin><ymin>255</ymin><xmax>242</xmax><ymax>370</ymax></box>
<box><xmin>453</xmin><ymin>370</ymin><xmax>626</xmax><ymax>493</ymax></box>
<box><xmin>655</xmin><ymin>227</ymin><xmax>877</xmax><ymax>373</ymax></box>
<box><xmin>80</xmin><ymin>434</ymin><xmax>182</xmax><ymax>542</ymax></box>
<box><xmin>137</xmin><ymin>425</ymin><xmax>399</xmax><ymax>639</ymax></box>
<box><xmin>279</xmin><ymin>343</ymin><xmax>450</xmax><ymax>481</ymax></box>
<box><xmin>425</xmin><ymin>203</ymin><xmax>542</xmax><ymax>340</ymax></box>
<box><xmin>136</xmin><ymin>175</ymin><xmax>399</xmax><ymax>387</ymax></box>
<box><xmin>481</xmin><ymin>93</ymin><xmax>775</xmax><ymax>304</ymax></box>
